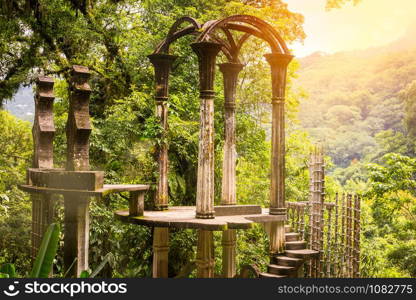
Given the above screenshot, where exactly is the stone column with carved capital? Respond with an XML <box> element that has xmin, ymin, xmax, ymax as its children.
<box><xmin>265</xmin><ymin>53</ymin><xmax>293</xmax><ymax>255</ymax></box>
<box><xmin>264</xmin><ymin>53</ymin><xmax>293</xmax><ymax>215</ymax></box>
<box><xmin>219</xmin><ymin>63</ymin><xmax>243</xmax><ymax>206</ymax></box>
<box><xmin>148</xmin><ymin>54</ymin><xmax>176</xmax><ymax>278</ymax></box>
<box><xmin>148</xmin><ymin>53</ymin><xmax>177</xmax><ymax>210</ymax></box>
<box><xmin>191</xmin><ymin>42</ymin><xmax>222</xmax><ymax>219</ymax></box>
<box><xmin>218</xmin><ymin>62</ymin><xmax>243</xmax><ymax>278</ymax></box>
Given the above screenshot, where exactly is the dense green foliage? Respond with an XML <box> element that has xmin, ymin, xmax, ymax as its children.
<box><xmin>0</xmin><ymin>0</ymin><xmax>317</xmax><ymax>277</ymax></box>
<box><xmin>1</xmin><ymin>0</ymin><xmax>414</xmax><ymax>278</ymax></box>
<box><xmin>0</xmin><ymin>111</ymin><xmax>32</xmax><ymax>274</ymax></box>
<box><xmin>296</xmin><ymin>30</ymin><xmax>416</xmax><ymax>277</ymax></box>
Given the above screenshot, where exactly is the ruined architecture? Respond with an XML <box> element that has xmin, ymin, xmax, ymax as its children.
<box><xmin>20</xmin><ymin>15</ymin><xmax>361</xmax><ymax>278</ymax></box>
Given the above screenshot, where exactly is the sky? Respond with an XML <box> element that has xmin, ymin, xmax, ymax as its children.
<box><xmin>285</xmin><ymin>0</ymin><xmax>416</xmax><ymax>57</ymax></box>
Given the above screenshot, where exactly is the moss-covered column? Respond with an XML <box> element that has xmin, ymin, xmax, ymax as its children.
<box><xmin>265</xmin><ymin>53</ymin><xmax>293</xmax><ymax>254</ymax></box>
<box><xmin>148</xmin><ymin>54</ymin><xmax>176</xmax><ymax>278</ymax></box>
<box><xmin>191</xmin><ymin>42</ymin><xmax>222</xmax><ymax>219</ymax></box>
<box><xmin>148</xmin><ymin>53</ymin><xmax>177</xmax><ymax>210</ymax></box>
<box><xmin>64</xmin><ymin>65</ymin><xmax>92</xmax><ymax>276</ymax></box>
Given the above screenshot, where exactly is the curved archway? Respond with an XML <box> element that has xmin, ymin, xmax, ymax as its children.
<box><xmin>197</xmin><ymin>14</ymin><xmax>290</xmax><ymax>55</ymax></box>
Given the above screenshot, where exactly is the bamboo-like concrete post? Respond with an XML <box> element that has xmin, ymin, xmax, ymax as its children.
<box><xmin>218</xmin><ymin>62</ymin><xmax>243</xmax><ymax>278</ymax></box>
<box><xmin>264</xmin><ymin>53</ymin><xmax>293</xmax><ymax>255</ymax></box>
<box><xmin>353</xmin><ymin>195</ymin><xmax>361</xmax><ymax>278</ymax></box>
<box><xmin>64</xmin><ymin>65</ymin><xmax>92</xmax><ymax>276</ymax></box>
<box><xmin>333</xmin><ymin>193</ymin><xmax>340</xmax><ymax>277</ymax></box>
<box><xmin>152</xmin><ymin>227</ymin><xmax>169</xmax><ymax>278</ymax></box>
<box><xmin>191</xmin><ymin>42</ymin><xmax>222</xmax><ymax>219</ymax></box>
<box><xmin>318</xmin><ymin>150</ymin><xmax>325</xmax><ymax>278</ymax></box>
<box><xmin>325</xmin><ymin>205</ymin><xmax>333</xmax><ymax>277</ymax></box>
<box><xmin>148</xmin><ymin>54</ymin><xmax>176</xmax><ymax>278</ymax></box>
<box><xmin>196</xmin><ymin>230</ymin><xmax>215</xmax><ymax>278</ymax></box>
<box><xmin>346</xmin><ymin>194</ymin><xmax>353</xmax><ymax>277</ymax></box>
<box><xmin>31</xmin><ymin>76</ymin><xmax>55</xmax><ymax>259</ymax></box>
<box><xmin>340</xmin><ymin>193</ymin><xmax>346</xmax><ymax>277</ymax></box>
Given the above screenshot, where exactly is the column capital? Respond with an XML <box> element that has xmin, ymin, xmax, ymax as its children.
<box><xmin>264</xmin><ymin>53</ymin><xmax>294</xmax><ymax>69</ymax></box>
<box><xmin>191</xmin><ymin>42</ymin><xmax>222</xmax><ymax>94</ymax></box>
<box><xmin>218</xmin><ymin>62</ymin><xmax>244</xmax><ymax>75</ymax></box>
<box><xmin>148</xmin><ymin>53</ymin><xmax>177</xmax><ymax>102</ymax></box>
<box><xmin>148</xmin><ymin>53</ymin><xmax>177</xmax><ymax>64</ymax></box>
<box><xmin>36</xmin><ymin>76</ymin><xmax>55</xmax><ymax>99</ymax></box>
<box><xmin>265</xmin><ymin>53</ymin><xmax>293</xmax><ymax>101</ymax></box>
<box><xmin>190</xmin><ymin>41</ymin><xmax>223</xmax><ymax>59</ymax></box>
<box><xmin>70</xmin><ymin>65</ymin><xmax>92</xmax><ymax>94</ymax></box>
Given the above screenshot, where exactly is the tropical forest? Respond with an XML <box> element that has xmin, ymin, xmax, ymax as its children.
<box><xmin>0</xmin><ymin>0</ymin><xmax>415</xmax><ymax>279</ymax></box>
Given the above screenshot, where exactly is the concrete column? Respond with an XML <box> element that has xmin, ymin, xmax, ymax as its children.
<box><xmin>264</xmin><ymin>53</ymin><xmax>293</xmax><ymax>255</ymax></box>
<box><xmin>148</xmin><ymin>53</ymin><xmax>177</xmax><ymax>210</ymax></box>
<box><xmin>31</xmin><ymin>76</ymin><xmax>55</xmax><ymax>260</ymax></box>
<box><xmin>191</xmin><ymin>42</ymin><xmax>222</xmax><ymax>219</ymax></box>
<box><xmin>218</xmin><ymin>63</ymin><xmax>243</xmax><ymax>206</ymax></box>
<box><xmin>221</xmin><ymin>229</ymin><xmax>236</xmax><ymax>278</ymax></box>
<box><xmin>64</xmin><ymin>65</ymin><xmax>92</xmax><ymax>277</ymax></box>
<box><xmin>196</xmin><ymin>229</ymin><xmax>215</xmax><ymax>278</ymax></box>
<box><xmin>218</xmin><ymin>63</ymin><xmax>243</xmax><ymax>278</ymax></box>
<box><xmin>152</xmin><ymin>227</ymin><xmax>169</xmax><ymax>278</ymax></box>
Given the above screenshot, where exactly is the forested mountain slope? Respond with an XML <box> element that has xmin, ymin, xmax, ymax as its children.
<box><xmin>296</xmin><ymin>26</ymin><xmax>416</xmax><ymax>167</ymax></box>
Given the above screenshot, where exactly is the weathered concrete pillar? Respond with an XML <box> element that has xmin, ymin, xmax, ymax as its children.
<box><xmin>265</xmin><ymin>53</ymin><xmax>293</xmax><ymax>254</ymax></box>
<box><xmin>219</xmin><ymin>63</ymin><xmax>243</xmax><ymax>206</ymax></box>
<box><xmin>218</xmin><ymin>63</ymin><xmax>243</xmax><ymax>278</ymax></box>
<box><xmin>221</xmin><ymin>229</ymin><xmax>236</xmax><ymax>278</ymax></box>
<box><xmin>191</xmin><ymin>42</ymin><xmax>222</xmax><ymax>219</ymax></box>
<box><xmin>31</xmin><ymin>76</ymin><xmax>55</xmax><ymax>259</ymax></box>
<box><xmin>64</xmin><ymin>65</ymin><xmax>92</xmax><ymax>276</ymax></box>
<box><xmin>152</xmin><ymin>227</ymin><xmax>169</xmax><ymax>278</ymax></box>
<box><xmin>148</xmin><ymin>53</ymin><xmax>177</xmax><ymax>211</ymax></box>
<box><xmin>196</xmin><ymin>229</ymin><xmax>215</xmax><ymax>278</ymax></box>
<box><xmin>265</xmin><ymin>221</ymin><xmax>286</xmax><ymax>255</ymax></box>
<box><xmin>148</xmin><ymin>54</ymin><xmax>176</xmax><ymax>278</ymax></box>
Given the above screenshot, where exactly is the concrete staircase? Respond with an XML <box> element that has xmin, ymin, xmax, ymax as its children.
<box><xmin>259</xmin><ymin>225</ymin><xmax>319</xmax><ymax>278</ymax></box>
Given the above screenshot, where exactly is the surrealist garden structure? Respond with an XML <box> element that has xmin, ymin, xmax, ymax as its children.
<box><xmin>20</xmin><ymin>15</ymin><xmax>361</xmax><ymax>278</ymax></box>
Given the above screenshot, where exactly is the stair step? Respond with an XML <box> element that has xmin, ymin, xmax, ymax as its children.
<box><xmin>285</xmin><ymin>240</ymin><xmax>307</xmax><ymax>250</ymax></box>
<box><xmin>284</xmin><ymin>225</ymin><xmax>292</xmax><ymax>233</ymax></box>
<box><xmin>268</xmin><ymin>264</ymin><xmax>296</xmax><ymax>276</ymax></box>
<box><xmin>259</xmin><ymin>272</ymin><xmax>287</xmax><ymax>278</ymax></box>
<box><xmin>285</xmin><ymin>249</ymin><xmax>320</xmax><ymax>259</ymax></box>
<box><xmin>274</xmin><ymin>256</ymin><xmax>303</xmax><ymax>267</ymax></box>
<box><xmin>285</xmin><ymin>232</ymin><xmax>300</xmax><ymax>242</ymax></box>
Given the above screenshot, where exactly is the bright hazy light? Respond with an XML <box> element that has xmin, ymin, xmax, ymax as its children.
<box><xmin>286</xmin><ymin>0</ymin><xmax>416</xmax><ymax>57</ymax></box>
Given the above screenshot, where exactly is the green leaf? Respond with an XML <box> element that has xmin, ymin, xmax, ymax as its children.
<box><xmin>90</xmin><ymin>253</ymin><xmax>111</xmax><ymax>278</ymax></box>
<box><xmin>79</xmin><ymin>270</ymin><xmax>90</xmax><ymax>278</ymax></box>
<box><xmin>30</xmin><ymin>223</ymin><xmax>60</xmax><ymax>278</ymax></box>
<box><xmin>0</xmin><ymin>272</ymin><xmax>10</xmax><ymax>278</ymax></box>
<box><xmin>0</xmin><ymin>264</ymin><xmax>16</xmax><ymax>278</ymax></box>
